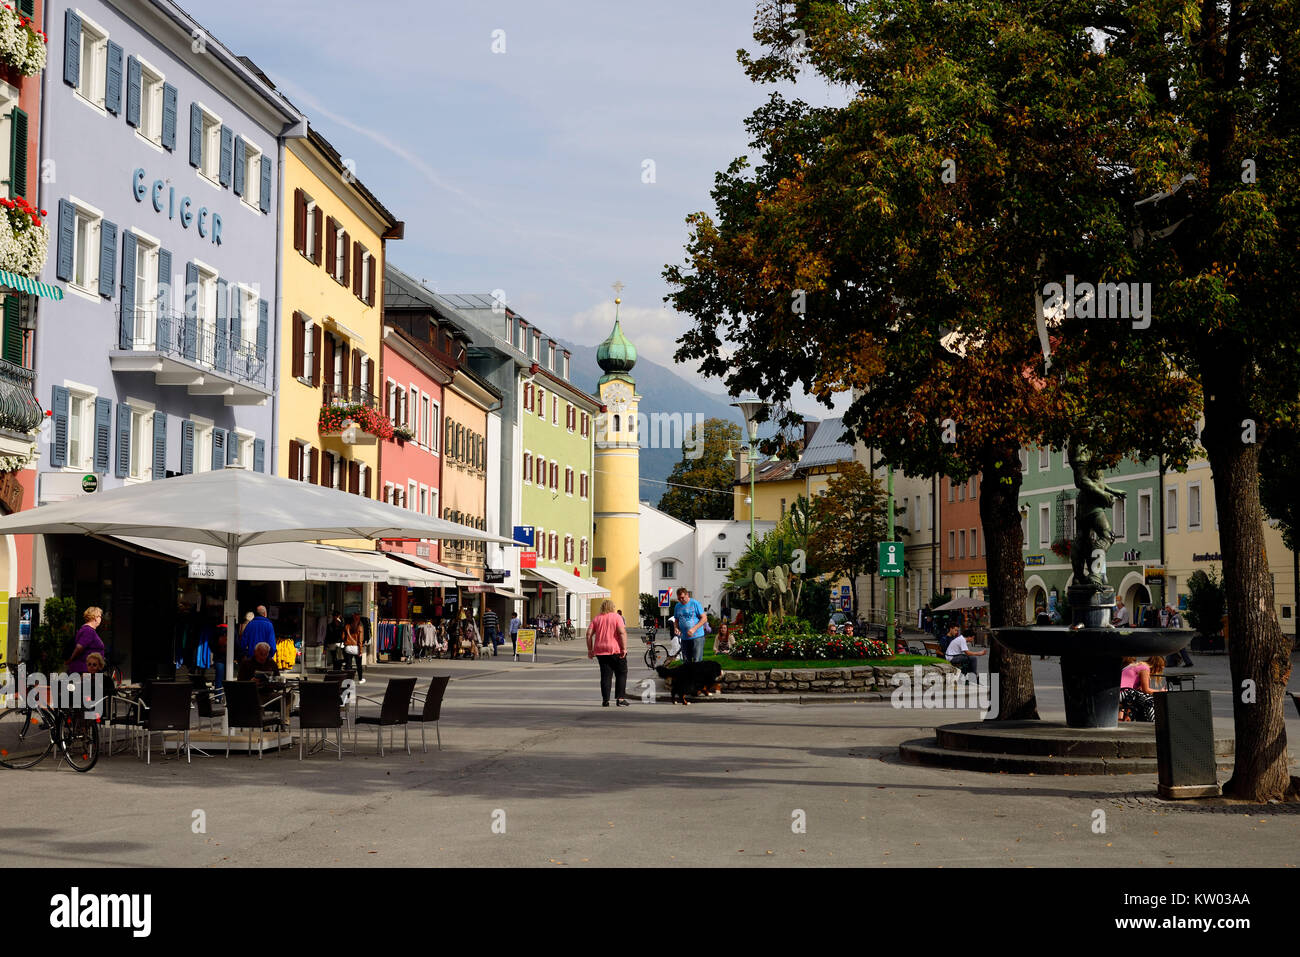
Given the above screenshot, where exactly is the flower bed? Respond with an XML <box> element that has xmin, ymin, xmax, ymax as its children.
<box><xmin>0</xmin><ymin>196</ymin><xmax>48</xmax><ymax>276</ymax></box>
<box><xmin>729</xmin><ymin>633</ymin><xmax>892</xmax><ymax>661</ymax></box>
<box><xmin>318</xmin><ymin>404</ymin><xmax>394</xmax><ymax>440</ymax></box>
<box><xmin>0</xmin><ymin>5</ymin><xmax>47</xmax><ymax>77</ymax></box>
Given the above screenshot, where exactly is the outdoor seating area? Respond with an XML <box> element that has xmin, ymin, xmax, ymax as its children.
<box><xmin>102</xmin><ymin>671</ymin><xmax>450</xmax><ymax>763</ymax></box>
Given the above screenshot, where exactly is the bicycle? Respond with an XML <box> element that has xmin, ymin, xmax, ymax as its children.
<box><xmin>559</xmin><ymin>620</ymin><xmax>575</xmax><ymax>641</ymax></box>
<box><xmin>0</xmin><ymin>679</ymin><xmax>100</xmax><ymax>772</ymax></box>
<box><xmin>641</xmin><ymin>624</ymin><xmax>680</xmax><ymax>670</ymax></box>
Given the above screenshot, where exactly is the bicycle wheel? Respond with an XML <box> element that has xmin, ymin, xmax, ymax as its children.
<box><xmin>58</xmin><ymin>713</ymin><xmax>99</xmax><ymax>772</ymax></box>
<box><xmin>649</xmin><ymin>645</ymin><xmax>670</xmax><ymax>669</ymax></box>
<box><xmin>643</xmin><ymin>645</ymin><xmax>656</xmax><ymax>669</ymax></box>
<box><xmin>0</xmin><ymin>707</ymin><xmax>53</xmax><ymax>769</ymax></box>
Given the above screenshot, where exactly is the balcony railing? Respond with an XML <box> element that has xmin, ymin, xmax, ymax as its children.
<box><xmin>0</xmin><ymin>358</ymin><xmax>42</xmax><ymax>436</ymax></box>
<box><xmin>323</xmin><ymin>383</ymin><xmax>380</xmax><ymax>409</ymax></box>
<box><xmin>118</xmin><ymin>296</ymin><xmax>267</xmax><ymax>388</ymax></box>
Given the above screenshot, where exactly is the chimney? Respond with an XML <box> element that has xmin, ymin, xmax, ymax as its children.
<box><xmin>803</xmin><ymin>419</ymin><xmax>819</xmax><ymax>450</ymax></box>
<box><xmin>735</xmin><ymin>445</ymin><xmax>751</xmax><ymax>484</ymax></box>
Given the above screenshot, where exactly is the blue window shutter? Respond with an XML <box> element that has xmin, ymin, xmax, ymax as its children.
<box><xmin>156</xmin><ymin>247</ymin><xmax>172</xmax><ymax>350</ymax></box>
<box><xmin>98</xmin><ymin>221</ymin><xmax>117</xmax><ymax>299</ymax></box>
<box><xmin>50</xmin><ymin>386</ymin><xmax>69</xmax><ymax>468</ymax></box>
<box><xmin>257</xmin><ymin>299</ymin><xmax>268</xmax><ymax>361</ymax></box>
<box><xmin>56</xmin><ymin>200</ymin><xmax>75</xmax><ymax>281</ymax></box>
<box><xmin>214</xmin><ymin>278</ymin><xmax>228</xmax><ymax>372</ymax></box>
<box><xmin>218</xmin><ymin>126</ymin><xmax>233</xmax><ymax>187</ymax></box>
<box><xmin>161</xmin><ymin>83</ymin><xmax>177</xmax><ymax>151</ymax></box>
<box><xmin>253</xmin><ymin>438</ymin><xmax>265</xmax><ymax>473</ymax></box>
<box><xmin>63</xmin><ymin>10</ymin><xmax>81</xmax><ymax>88</ymax></box>
<box><xmin>152</xmin><ymin>411</ymin><xmax>167</xmax><ymax>479</ymax></box>
<box><xmin>212</xmin><ymin>428</ymin><xmax>225</xmax><ymax>470</ymax></box>
<box><xmin>259</xmin><ymin>156</ymin><xmax>272</xmax><ymax>214</ymax></box>
<box><xmin>93</xmin><ymin>397</ymin><xmax>111</xmax><ymax>474</ymax></box>
<box><xmin>119</xmin><ymin>231</ymin><xmax>136</xmax><ymax>349</ymax></box>
<box><xmin>229</xmin><ymin>284</ymin><xmax>242</xmax><ymax>344</ymax></box>
<box><xmin>227</xmin><ymin>432</ymin><xmax>239</xmax><ymax>466</ymax></box>
<box><xmin>232</xmin><ymin>137</ymin><xmax>245</xmax><ymax>196</ymax></box>
<box><xmin>105</xmin><ymin>42</ymin><xmax>123</xmax><ymax>116</ymax></box>
<box><xmin>124</xmin><ymin>55</ymin><xmax>141</xmax><ymax>127</ymax></box>
<box><xmin>181</xmin><ymin>420</ymin><xmax>194</xmax><ymax>475</ymax></box>
<box><xmin>115</xmin><ymin>403</ymin><xmax>130</xmax><ymax>479</ymax></box>
<box><xmin>183</xmin><ymin>261</ymin><xmax>198</xmax><ymax>360</ymax></box>
<box><xmin>189</xmin><ymin>103</ymin><xmax>202</xmax><ymax>168</ymax></box>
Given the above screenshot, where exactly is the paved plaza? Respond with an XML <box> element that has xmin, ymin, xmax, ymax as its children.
<box><xmin>2</xmin><ymin>645</ymin><xmax>1296</xmax><ymax>868</ymax></box>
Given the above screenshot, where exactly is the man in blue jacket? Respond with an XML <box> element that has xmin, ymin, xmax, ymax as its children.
<box><xmin>240</xmin><ymin>606</ymin><xmax>277</xmax><ymax>661</ymax></box>
<box><xmin>672</xmin><ymin>587</ymin><xmax>707</xmax><ymax>663</ymax></box>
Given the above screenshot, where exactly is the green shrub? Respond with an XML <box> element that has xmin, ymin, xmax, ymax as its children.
<box><xmin>31</xmin><ymin>596</ymin><xmax>77</xmax><ymax>671</ymax></box>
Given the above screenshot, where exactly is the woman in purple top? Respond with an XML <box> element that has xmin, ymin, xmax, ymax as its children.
<box><xmin>65</xmin><ymin>606</ymin><xmax>105</xmax><ymax>674</ymax></box>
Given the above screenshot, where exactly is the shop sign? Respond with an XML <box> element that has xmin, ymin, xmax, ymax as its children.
<box><xmin>968</xmin><ymin>572</ymin><xmax>988</xmax><ymax>588</ymax></box>
<box><xmin>1025</xmin><ymin>554</ymin><xmax>1046</xmax><ymax>566</ymax></box>
<box><xmin>520</xmin><ymin>551</ymin><xmax>537</xmax><ymax>569</ymax></box>
<box><xmin>514</xmin><ymin>628</ymin><xmax>536</xmax><ymax>661</ymax></box>
<box><xmin>513</xmin><ymin>525</ymin><xmax>535</xmax><ymax>546</ymax></box>
<box><xmin>133</xmin><ymin>168</ymin><xmax>223</xmax><ymax>245</ymax></box>
<box><xmin>1193</xmin><ymin>552</ymin><xmax>1222</xmax><ymax>562</ymax></box>
<box><xmin>485</xmin><ymin>569</ymin><xmax>506</xmax><ymax>583</ymax></box>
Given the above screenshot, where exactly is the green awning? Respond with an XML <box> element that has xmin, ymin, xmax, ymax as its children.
<box><xmin>0</xmin><ymin>269</ymin><xmax>63</xmax><ymax>300</ymax></box>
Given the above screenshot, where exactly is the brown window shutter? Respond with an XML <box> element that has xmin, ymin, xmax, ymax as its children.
<box><xmin>339</xmin><ymin>341</ymin><xmax>350</xmax><ymax>395</ymax></box>
<box><xmin>363</xmin><ymin>466</ymin><xmax>372</xmax><ymax>499</ymax></box>
<box><xmin>312</xmin><ymin>208</ymin><xmax>323</xmax><ymax>264</ymax></box>
<box><xmin>325</xmin><ymin>218</ymin><xmax>337</xmax><ymax>275</ymax></box>
<box><xmin>367</xmin><ymin>256</ymin><xmax>376</xmax><ymax>306</ymax></box>
<box><xmin>341</xmin><ymin>234</ymin><xmax>351</xmax><ymax>287</ymax></box>
<box><xmin>349</xmin><ymin>460</ymin><xmax>360</xmax><ymax>495</ymax></box>
<box><xmin>397</xmin><ymin>387</ymin><xmax>405</xmax><ymax>426</ymax></box>
<box><xmin>291</xmin><ymin>312</ymin><xmax>304</xmax><ymax>379</ymax></box>
<box><xmin>353</xmin><ymin>245</ymin><xmax>363</xmax><ymax>297</ymax></box>
<box><xmin>308</xmin><ymin>447</ymin><xmax>319</xmax><ymax>484</ymax></box>
<box><xmin>320</xmin><ymin>452</ymin><xmax>333</xmax><ymax>487</ymax></box>
<box><xmin>288</xmin><ymin>440</ymin><xmax>300</xmax><ymax>480</ymax></box>
<box><xmin>351</xmin><ymin>352</ymin><xmax>362</xmax><ymax>397</ymax></box>
<box><xmin>311</xmin><ymin>324</ymin><xmax>322</xmax><ymax>387</ymax></box>
<box><xmin>384</xmin><ymin>381</ymin><xmax>392</xmax><ymax>421</ymax></box>
<box><xmin>365</xmin><ymin>358</ymin><xmax>375</xmax><ymax>398</ymax></box>
<box><xmin>293</xmin><ymin>189</ymin><xmax>306</xmax><ymax>254</ymax></box>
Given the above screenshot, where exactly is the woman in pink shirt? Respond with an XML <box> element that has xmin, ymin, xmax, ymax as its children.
<box><xmin>587</xmin><ymin>599</ymin><xmax>629</xmax><ymax>707</ymax></box>
<box><xmin>1119</xmin><ymin>657</ymin><xmax>1156</xmax><ymax>721</ymax></box>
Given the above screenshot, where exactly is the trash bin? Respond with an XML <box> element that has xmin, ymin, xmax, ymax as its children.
<box><xmin>1153</xmin><ymin>689</ymin><xmax>1220</xmax><ymax>799</ymax></box>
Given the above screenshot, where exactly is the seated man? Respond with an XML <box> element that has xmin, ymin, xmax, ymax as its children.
<box><xmin>939</xmin><ymin>623</ymin><xmax>962</xmax><ymax>656</ymax></box>
<box><xmin>944</xmin><ymin>630</ymin><xmax>986</xmax><ymax>679</ymax></box>
<box><xmin>237</xmin><ymin>642</ymin><xmax>281</xmax><ymax>683</ymax></box>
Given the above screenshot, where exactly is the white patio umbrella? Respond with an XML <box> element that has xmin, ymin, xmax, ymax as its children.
<box><xmin>0</xmin><ymin>469</ymin><xmax>517</xmax><ymax>675</ymax></box>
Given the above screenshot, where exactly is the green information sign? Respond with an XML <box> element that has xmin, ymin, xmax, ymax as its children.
<box><xmin>878</xmin><ymin>541</ymin><xmax>904</xmax><ymax>577</ymax></box>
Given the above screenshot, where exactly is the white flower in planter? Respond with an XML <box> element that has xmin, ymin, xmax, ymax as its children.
<box><xmin>0</xmin><ymin>7</ymin><xmax>47</xmax><ymax>77</ymax></box>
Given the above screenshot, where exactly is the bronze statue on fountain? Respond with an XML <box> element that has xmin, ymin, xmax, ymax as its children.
<box><xmin>994</xmin><ymin>436</ymin><xmax>1190</xmax><ymax>728</ymax></box>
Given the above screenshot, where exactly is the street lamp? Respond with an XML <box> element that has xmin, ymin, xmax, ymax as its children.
<box><xmin>731</xmin><ymin>396</ymin><xmax>769</xmax><ymax>545</ymax></box>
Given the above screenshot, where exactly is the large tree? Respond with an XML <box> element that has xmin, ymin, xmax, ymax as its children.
<box><xmin>656</xmin><ymin>417</ymin><xmax>742</xmax><ymax>524</ymax></box>
<box><xmin>666</xmin><ymin>0</ymin><xmax>1199</xmax><ymax>722</ymax></box>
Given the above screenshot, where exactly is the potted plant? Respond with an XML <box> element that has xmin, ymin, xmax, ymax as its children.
<box><xmin>392</xmin><ymin>424</ymin><xmax>415</xmax><ymax>444</ymax></box>
<box><xmin>0</xmin><ymin>4</ymin><xmax>47</xmax><ymax>77</ymax></box>
<box><xmin>0</xmin><ymin>196</ymin><xmax>48</xmax><ymax>277</ymax></box>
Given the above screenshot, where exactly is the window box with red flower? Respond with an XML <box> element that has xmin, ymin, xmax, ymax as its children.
<box><xmin>1050</xmin><ymin>539</ymin><xmax>1072</xmax><ymax>560</ymax></box>
<box><xmin>0</xmin><ymin>196</ymin><xmax>48</xmax><ymax>277</ymax></box>
<box><xmin>319</xmin><ymin>403</ymin><xmax>392</xmax><ymax>444</ymax></box>
<box><xmin>0</xmin><ymin>5</ymin><xmax>47</xmax><ymax>77</ymax></box>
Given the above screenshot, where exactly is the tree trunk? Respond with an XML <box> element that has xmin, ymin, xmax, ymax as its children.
<box><xmin>978</xmin><ymin>442</ymin><xmax>1039</xmax><ymax>721</ymax></box>
<box><xmin>1202</xmin><ymin>385</ymin><xmax>1298</xmax><ymax>802</ymax></box>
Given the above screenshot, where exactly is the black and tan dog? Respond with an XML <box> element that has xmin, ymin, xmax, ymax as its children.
<box><xmin>656</xmin><ymin>661</ymin><xmax>724</xmax><ymax>704</ymax></box>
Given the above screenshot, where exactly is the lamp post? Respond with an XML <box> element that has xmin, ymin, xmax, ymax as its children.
<box><xmin>731</xmin><ymin>397</ymin><xmax>768</xmax><ymax>545</ymax></box>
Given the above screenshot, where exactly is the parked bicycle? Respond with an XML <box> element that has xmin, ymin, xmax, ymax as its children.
<box><xmin>559</xmin><ymin>619</ymin><xmax>576</xmax><ymax>641</ymax></box>
<box><xmin>0</xmin><ymin>678</ymin><xmax>100</xmax><ymax>772</ymax></box>
<box><xmin>641</xmin><ymin>623</ymin><xmax>680</xmax><ymax>670</ymax></box>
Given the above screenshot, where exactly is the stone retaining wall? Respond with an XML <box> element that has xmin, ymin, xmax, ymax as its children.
<box><xmin>719</xmin><ymin>663</ymin><xmax>956</xmax><ymax>694</ymax></box>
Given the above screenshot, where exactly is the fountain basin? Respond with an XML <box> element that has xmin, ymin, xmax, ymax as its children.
<box><xmin>995</xmin><ymin>626</ymin><xmax>1191</xmax><ymax>729</ymax></box>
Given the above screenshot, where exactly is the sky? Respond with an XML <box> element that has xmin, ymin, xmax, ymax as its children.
<box><xmin>186</xmin><ymin>0</ymin><xmax>850</xmax><ymax>418</ymax></box>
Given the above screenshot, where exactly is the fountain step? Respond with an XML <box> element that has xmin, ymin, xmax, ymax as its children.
<box><xmin>899</xmin><ymin>737</ymin><xmax>1236</xmax><ymax>776</ymax></box>
<box><xmin>933</xmin><ymin>720</ymin><xmax>1235</xmax><ymax>759</ymax></box>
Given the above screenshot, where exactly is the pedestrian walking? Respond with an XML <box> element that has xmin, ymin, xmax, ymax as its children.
<box><xmin>240</xmin><ymin>606</ymin><xmax>277</xmax><ymax>661</ymax></box>
<box><xmin>1164</xmin><ymin>605</ymin><xmax>1194</xmax><ymax>666</ymax></box>
<box><xmin>324</xmin><ymin>610</ymin><xmax>345</xmax><ymax>670</ymax></box>
<box><xmin>587</xmin><ymin>598</ymin><xmax>629</xmax><ymax>707</ymax></box>
<box><xmin>483</xmin><ymin>607</ymin><xmax>500</xmax><ymax>657</ymax></box>
<box><xmin>509</xmin><ymin>612</ymin><xmax>521</xmax><ymax>654</ymax></box>
<box><xmin>343</xmin><ymin>612</ymin><xmax>365</xmax><ymax>683</ymax></box>
<box><xmin>64</xmin><ymin>606</ymin><xmax>105</xmax><ymax>674</ymax></box>
<box><xmin>671</xmin><ymin>587</ymin><xmax>706</xmax><ymax>663</ymax></box>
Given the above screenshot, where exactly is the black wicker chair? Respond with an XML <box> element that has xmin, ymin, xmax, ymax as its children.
<box><xmin>297</xmin><ymin>681</ymin><xmax>345</xmax><ymax>760</ymax></box>
<box><xmin>353</xmin><ymin>678</ymin><xmax>417</xmax><ymax>756</ymax></box>
<box><xmin>223</xmin><ymin>680</ymin><xmax>284</xmax><ymax>759</ymax></box>
<box><xmin>408</xmin><ymin>676</ymin><xmax>450</xmax><ymax>753</ymax></box>
<box><xmin>140</xmin><ymin>682</ymin><xmax>192</xmax><ymax>765</ymax></box>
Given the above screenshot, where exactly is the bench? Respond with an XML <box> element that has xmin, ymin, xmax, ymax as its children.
<box><xmin>923</xmin><ymin>641</ymin><xmax>942</xmax><ymax>657</ymax></box>
<box><xmin>1163</xmin><ymin>670</ymin><xmax>1204</xmax><ymax>691</ymax></box>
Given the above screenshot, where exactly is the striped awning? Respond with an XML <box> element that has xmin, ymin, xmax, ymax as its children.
<box><xmin>0</xmin><ymin>270</ymin><xmax>63</xmax><ymax>300</ymax></box>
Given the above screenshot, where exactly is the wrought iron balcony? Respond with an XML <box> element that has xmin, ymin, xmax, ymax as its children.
<box><xmin>323</xmin><ymin>383</ymin><xmax>380</xmax><ymax>409</ymax></box>
<box><xmin>0</xmin><ymin>358</ymin><xmax>42</xmax><ymax>437</ymax></box>
<box><xmin>112</xmin><ymin>294</ymin><xmax>270</xmax><ymax>405</ymax></box>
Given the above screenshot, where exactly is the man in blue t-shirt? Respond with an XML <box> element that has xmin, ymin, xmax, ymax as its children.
<box><xmin>672</xmin><ymin>587</ymin><xmax>706</xmax><ymax>663</ymax></box>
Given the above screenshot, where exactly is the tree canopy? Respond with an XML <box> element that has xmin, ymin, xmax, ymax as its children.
<box><xmin>656</xmin><ymin>417</ymin><xmax>743</xmax><ymax>525</ymax></box>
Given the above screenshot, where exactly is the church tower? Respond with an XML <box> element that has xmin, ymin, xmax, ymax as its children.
<box><xmin>592</xmin><ymin>292</ymin><xmax>641</xmax><ymax>623</ymax></box>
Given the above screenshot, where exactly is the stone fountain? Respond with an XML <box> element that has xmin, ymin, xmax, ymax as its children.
<box><xmin>993</xmin><ymin>438</ymin><xmax>1190</xmax><ymax>728</ymax></box>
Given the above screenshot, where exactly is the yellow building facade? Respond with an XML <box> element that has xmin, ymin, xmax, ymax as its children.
<box><xmin>592</xmin><ymin>313</ymin><xmax>640</xmax><ymax>619</ymax></box>
<box><xmin>278</xmin><ymin>128</ymin><xmax>401</xmax><ymax>550</ymax></box>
